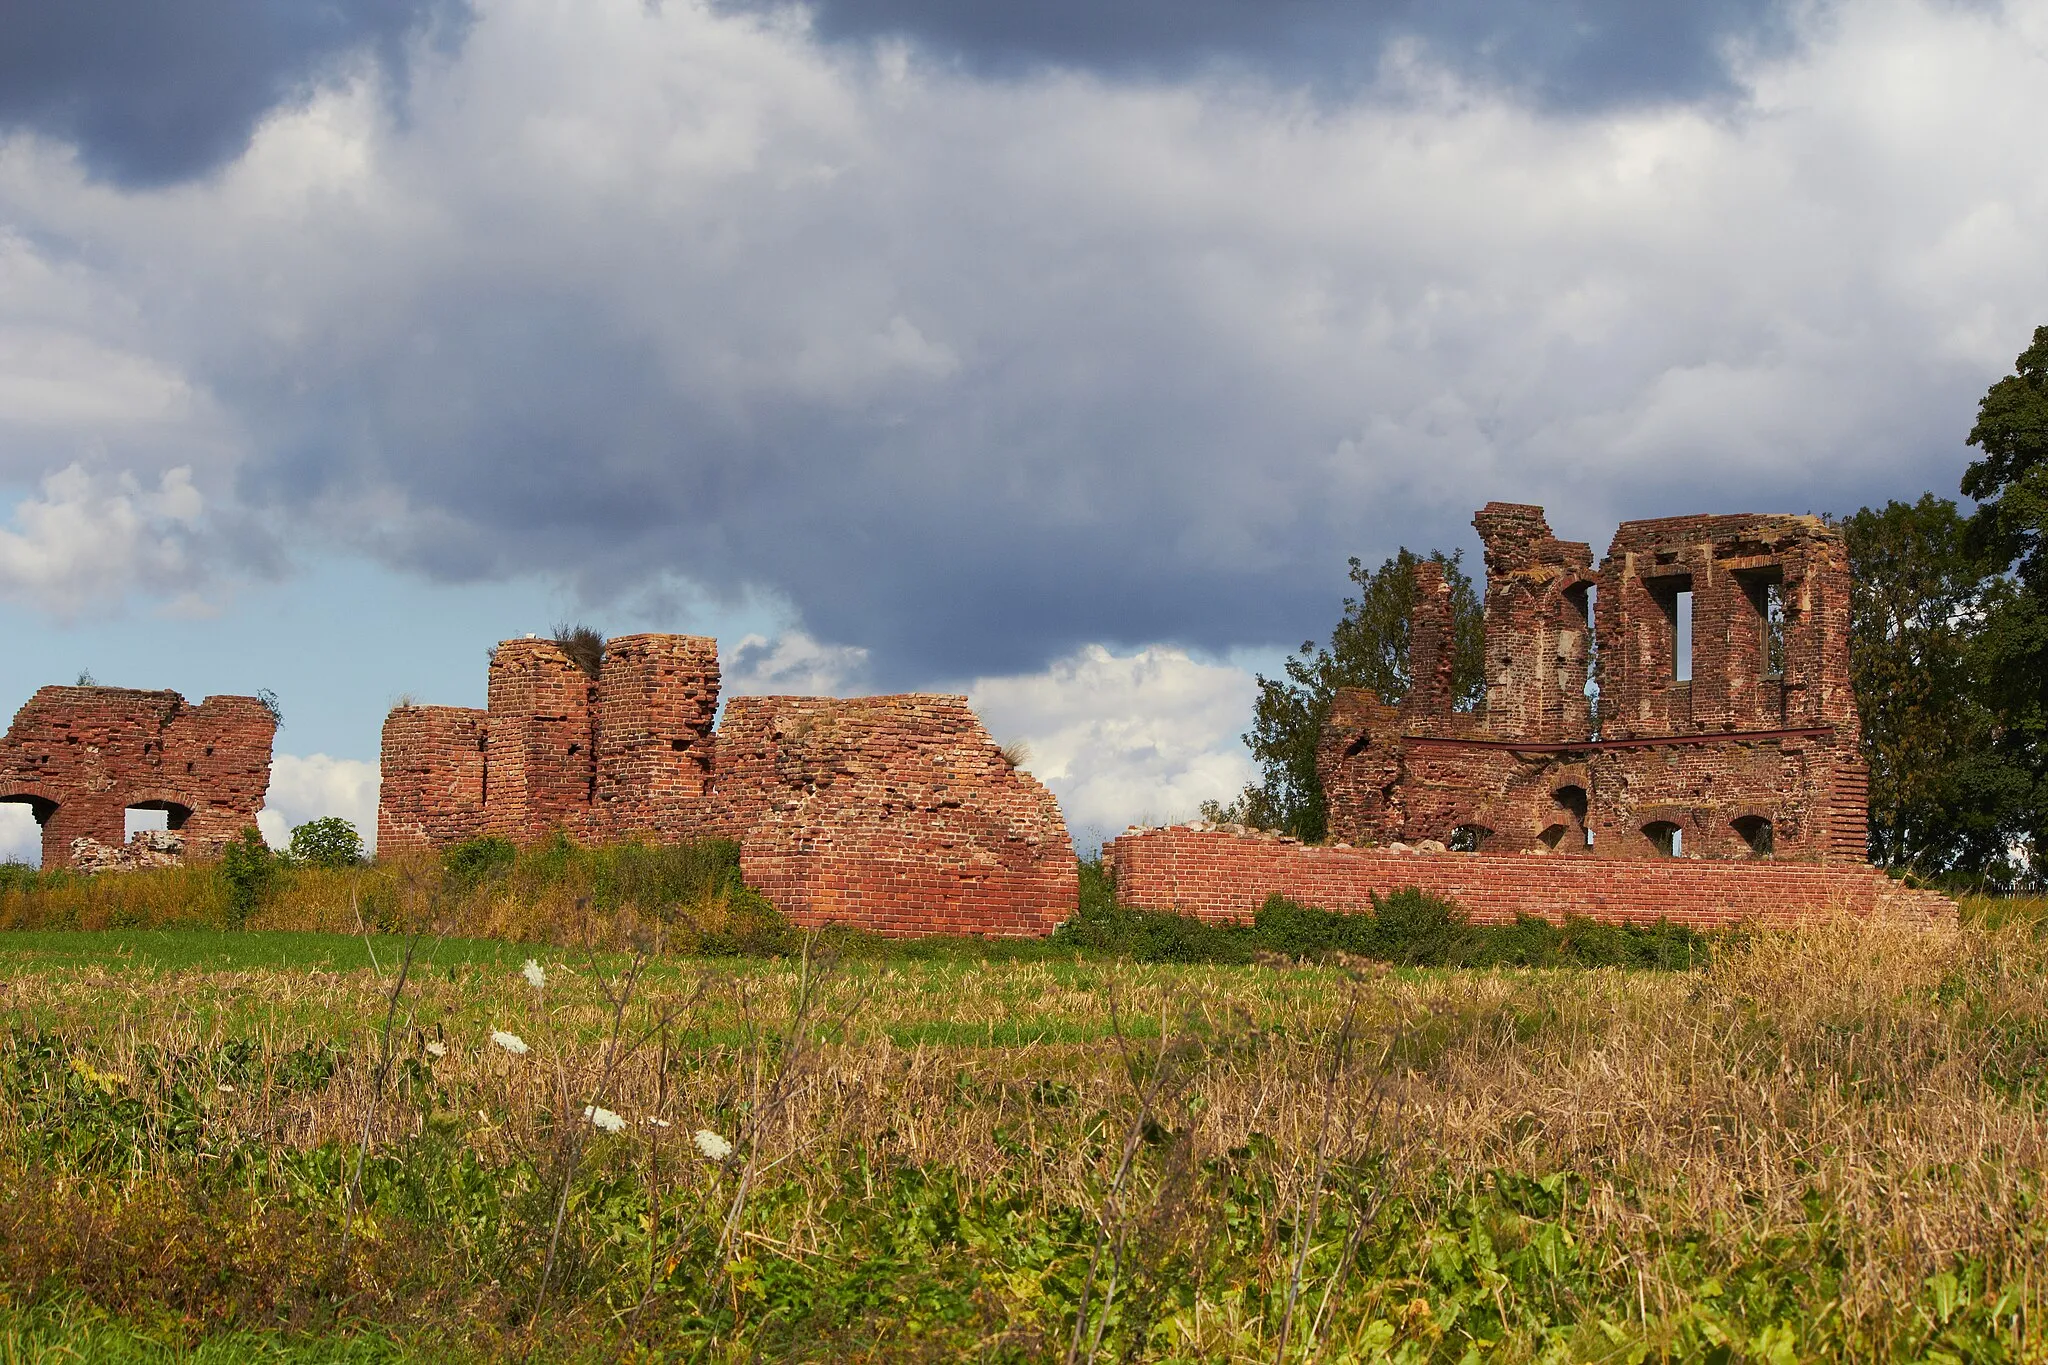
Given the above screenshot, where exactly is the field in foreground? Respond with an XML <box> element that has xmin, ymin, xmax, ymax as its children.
<box><xmin>2</xmin><ymin>910</ymin><xmax>2047</xmax><ymax>1362</ymax></box>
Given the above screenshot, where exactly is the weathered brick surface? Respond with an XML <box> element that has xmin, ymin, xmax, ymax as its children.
<box><xmin>718</xmin><ymin>695</ymin><xmax>1076</xmax><ymax>937</ymax></box>
<box><xmin>0</xmin><ymin>686</ymin><xmax>276</xmax><ymax>867</ymax></box>
<box><xmin>1104</xmin><ymin>826</ymin><xmax>1954</xmax><ymax>928</ymax></box>
<box><xmin>594</xmin><ymin>634</ymin><xmax>720</xmax><ymax>840</ymax></box>
<box><xmin>377</xmin><ymin>705</ymin><xmax>488</xmax><ymax>854</ymax></box>
<box><xmin>1321</xmin><ymin>504</ymin><xmax>1867</xmax><ymax>863</ymax></box>
<box><xmin>485</xmin><ymin>639</ymin><xmax>599</xmax><ymax>844</ymax></box>
<box><xmin>379</xmin><ymin>638</ymin><xmax>1078</xmax><ymax>936</ymax></box>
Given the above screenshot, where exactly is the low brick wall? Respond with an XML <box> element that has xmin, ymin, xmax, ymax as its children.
<box><xmin>1102</xmin><ymin>827</ymin><xmax>1953</xmax><ymax>929</ymax></box>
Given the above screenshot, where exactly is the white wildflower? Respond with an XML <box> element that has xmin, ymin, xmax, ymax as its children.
<box><xmin>490</xmin><ymin>1029</ymin><xmax>529</xmax><ymax>1055</ymax></box>
<box><xmin>521</xmin><ymin>959</ymin><xmax>547</xmax><ymax>990</ymax></box>
<box><xmin>585</xmin><ymin>1105</ymin><xmax>627</xmax><ymax>1133</ymax></box>
<box><xmin>216</xmin><ymin>1082</ymin><xmax>236</xmax><ymax>1093</ymax></box>
<box><xmin>694</xmin><ymin>1129</ymin><xmax>734</xmax><ymax>1162</ymax></box>
<box><xmin>424</xmin><ymin>1040</ymin><xmax>447</xmax><ymax>1059</ymax></box>
<box><xmin>645</xmin><ymin>1117</ymin><xmax>672</xmax><ymax>1129</ymax></box>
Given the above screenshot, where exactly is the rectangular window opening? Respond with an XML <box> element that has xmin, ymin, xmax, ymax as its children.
<box><xmin>1673</xmin><ymin>588</ymin><xmax>1693</xmax><ymax>682</ymax></box>
<box><xmin>1762</xmin><ymin>582</ymin><xmax>1785</xmax><ymax>678</ymax></box>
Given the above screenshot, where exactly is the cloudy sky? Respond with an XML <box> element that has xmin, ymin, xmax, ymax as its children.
<box><xmin>2</xmin><ymin>0</ymin><xmax>2044</xmax><ymax>859</ymax></box>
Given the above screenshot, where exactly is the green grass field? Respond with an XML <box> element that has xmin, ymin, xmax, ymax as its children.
<box><xmin>2</xmin><ymin>903</ymin><xmax>2045</xmax><ymax>1363</ymax></box>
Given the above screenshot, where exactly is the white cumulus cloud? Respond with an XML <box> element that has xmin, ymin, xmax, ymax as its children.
<box><xmin>0</xmin><ymin>802</ymin><xmax>38</xmax><ymax>865</ymax></box>
<box><xmin>723</xmin><ymin>630</ymin><xmax>871</xmax><ymax>697</ymax></box>
<box><xmin>257</xmin><ymin>752</ymin><xmax>381</xmax><ymax>851</ymax></box>
<box><xmin>968</xmin><ymin>644</ymin><xmax>1259</xmax><ymax>850</ymax></box>
<box><xmin>0</xmin><ymin>464</ymin><xmax>208</xmax><ymax>616</ymax></box>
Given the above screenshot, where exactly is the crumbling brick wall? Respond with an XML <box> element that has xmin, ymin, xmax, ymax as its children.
<box><xmin>716</xmin><ymin>695</ymin><xmax>1076</xmax><ymax>936</ymax></box>
<box><xmin>1105</xmin><ymin>826</ymin><xmax>1950</xmax><ymax>929</ymax></box>
<box><xmin>1320</xmin><ymin>503</ymin><xmax>1868</xmax><ymax>863</ymax></box>
<box><xmin>379</xmin><ymin>637</ymin><xmax>1078</xmax><ymax>936</ymax></box>
<box><xmin>0</xmin><ymin>686</ymin><xmax>276</xmax><ymax>868</ymax></box>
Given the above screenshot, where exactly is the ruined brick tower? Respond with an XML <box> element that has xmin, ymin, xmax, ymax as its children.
<box><xmin>1319</xmin><ymin>503</ymin><xmax>1867</xmax><ymax>861</ymax></box>
<box><xmin>0</xmin><ymin>687</ymin><xmax>277</xmax><ymax>868</ymax></box>
<box><xmin>379</xmin><ymin>634</ymin><xmax>1078</xmax><ymax>936</ymax></box>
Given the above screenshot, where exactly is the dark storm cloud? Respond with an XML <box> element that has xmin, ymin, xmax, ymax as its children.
<box><xmin>0</xmin><ymin>0</ymin><xmax>468</xmax><ymax>185</ymax></box>
<box><xmin>6</xmin><ymin>0</ymin><xmax>2040</xmax><ymax>690</ymax></box>
<box><xmin>740</xmin><ymin>0</ymin><xmax>1803</xmax><ymax>108</ymax></box>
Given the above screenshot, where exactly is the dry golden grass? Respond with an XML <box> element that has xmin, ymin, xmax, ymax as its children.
<box><xmin>3</xmin><ymin>903</ymin><xmax>2046</xmax><ymax>1359</ymax></box>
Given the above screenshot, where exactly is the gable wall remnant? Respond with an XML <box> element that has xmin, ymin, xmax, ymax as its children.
<box><xmin>378</xmin><ymin>635</ymin><xmax>1077</xmax><ymax>936</ymax></box>
<box><xmin>0</xmin><ymin>686</ymin><xmax>277</xmax><ymax>868</ymax></box>
<box><xmin>1319</xmin><ymin>503</ymin><xmax>1868</xmax><ymax>863</ymax></box>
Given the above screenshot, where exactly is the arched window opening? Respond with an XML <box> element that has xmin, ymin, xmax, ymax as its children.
<box><xmin>1448</xmin><ymin>824</ymin><xmax>1493</xmax><ymax>853</ymax></box>
<box><xmin>125</xmin><ymin>799</ymin><xmax>192</xmax><ymax>834</ymax></box>
<box><xmin>0</xmin><ymin>795</ymin><xmax>56</xmax><ymax>871</ymax></box>
<box><xmin>1643</xmin><ymin>821</ymin><xmax>1683</xmax><ymax>857</ymax></box>
<box><xmin>1733</xmin><ymin>815</ymin><xmax>1773</xmax><ymax>856</ymax></box>
<box><xmin>1</xmin><ymin>794</ymin><xmax>57</xmax><ymax>827</ymax></box>
<box><xmin>1551</xmin><ymin>785</ymin><xmax>1591</xmax><ymax>850</ymax></box>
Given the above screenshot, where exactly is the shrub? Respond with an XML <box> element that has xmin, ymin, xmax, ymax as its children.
<box><xmin>217</xmin><ymin>828</ymin><xmax>282</xmax><ymax>930</ymax></box>
<box><xmin>1050</xmin><ymin>862</ymin><xmax>1256</xmax><ymax>963</ymax></box>
<box><xmin>551</xmin><ymin>623</ymin><xmax>604</xmax><ymax>680</ymax></box>
<box><xmin>286</xmin><ymin>817</ymin><xmax>364</xmax><ymax>869</ymax></box>
<box><xmin>441</xmin><ymin>837</ymin><xmax>517</xmax><ymax>894</ymax></box>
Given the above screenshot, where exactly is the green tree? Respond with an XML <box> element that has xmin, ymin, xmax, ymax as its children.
<box><xmin>1844</xmin><ymin>496</ymin><xmax>2029</xmax><ymax>876</ymax></box>
<box><xmin>1208</xmin><ymin>550</ymin><xmax>1483</xmax><ymax>842</ymax></box>
<box><xmin>287</xmin><ymin>816</ymin><xmax>365</xmax><ymax>869</ymax></box>
<box><xmin>1960</xmin><ymin>323</ymin><xmax>2048</xmax><ymax>882</ymax></box>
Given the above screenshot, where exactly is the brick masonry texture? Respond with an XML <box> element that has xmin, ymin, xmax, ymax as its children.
<box><xmin>379</xmin><ymin>636</ymin><xmax>1077</xmax><ymax>936</ymax></box>
<box><xmin>1320</xmin><ymin>503</ymin><xmax>1868</xmax><ymax>863</ymax></box>
<box><xmin>1103</xmin><ymin>827</ymin><xmax>1955</xmax><ymax>928</ymax></box>
<box><xmin>0</xmin><ymin>686</ymin><xmax>277</xmax><ymax>868</ymax></box>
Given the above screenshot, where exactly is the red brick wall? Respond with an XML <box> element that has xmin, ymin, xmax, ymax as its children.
<box><xmin>379</xmin><ymin>640</ymin><xmax>1081</xmax><ymax>936</ymax></box>
<box><xmin>484</xmin><ymin>639</ymin><xmax>598</xmax><ymax>843</ymax></box>
<box><xmin>1103</xmin><ymin>827</ymin><xmax>1953</xmax><ymax>929</ymax></box>
<box><xmin>1472</xmin><ymin>502</ymin><xmax>1596</xmax><ymax>742</ymax></box>
<box><xmin>1</xmin><ymin>686</ymin><xmax>276</xmax><ymax>867</ymax></box>
<box><xmin>724</xmin><ymin>695</ymin><xmax>1077</xmax><ymax>937</ymax></box>
<box><xmin>377</xmin><ymin>705</ymin><xmax>487</xmax><ymax>854</ymax></box>
<box><xmin>594</xmin><ymin>634</ymin><xmax>719</xmax><ymax>840</ymax></box>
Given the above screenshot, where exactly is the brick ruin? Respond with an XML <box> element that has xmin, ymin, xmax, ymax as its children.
<box><xmin>0</xmin><ymin>686</ymin><xmax>278</xmax><ymax>868</ymax></box>
<box><xmin>378</xmin><ymin>634</ymin><xmax>1077</xmax><ymax>936</ymax></box>
<box><xmin>1102</xmin><ymin>826</ymin><xmax>1951</xmax><ymax>929</ymax></box>
<box><xmin>1102</xmin><ymin>501</ymin><xmax>1941</xmax><ymax>929</ymax></box>
<box><xmin>1318</xmin><ymin>503</ymin><xmax>1868</xmax><ymax>862</ymax></box>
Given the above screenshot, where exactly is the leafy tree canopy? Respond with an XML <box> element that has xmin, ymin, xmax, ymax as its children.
<box><xmin>287</xmin><ymin>816</ymin><xmax>365</xmax><ymax>870</ymax></box>
<box><xmin>1206</xmin><ymin>549</ymin><xmax>1483</xmax><ymax>842</ymax></box>
<box><xmin>1843</xmin><ymin>496</ymin><xmax>2029</xmax><ymax>879</ymax></box>
<box><xmin>1962</xmin><ymin>324</ymin><xmax>2048</xmax><ymax>591</ymax></box>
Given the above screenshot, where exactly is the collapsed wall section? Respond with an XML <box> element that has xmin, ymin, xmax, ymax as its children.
<box><xmin>377</xmin><ymin>705</ymin><xmax>488</xmax><ymax>854</ymax></box>
<box><xmin>718</xmin><ymin>695</ymin><xmax>1077</xmax><ymax>936</ymax></box>
<box><xmin>1105</xmin><ymin>827</ymin><xmax>1951</xmax><ymax>929</ymax></box>
<box><xmin>0</xmin><ymin>686</ymin><xmax>277</xmax><ymax>868</ymax></box>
